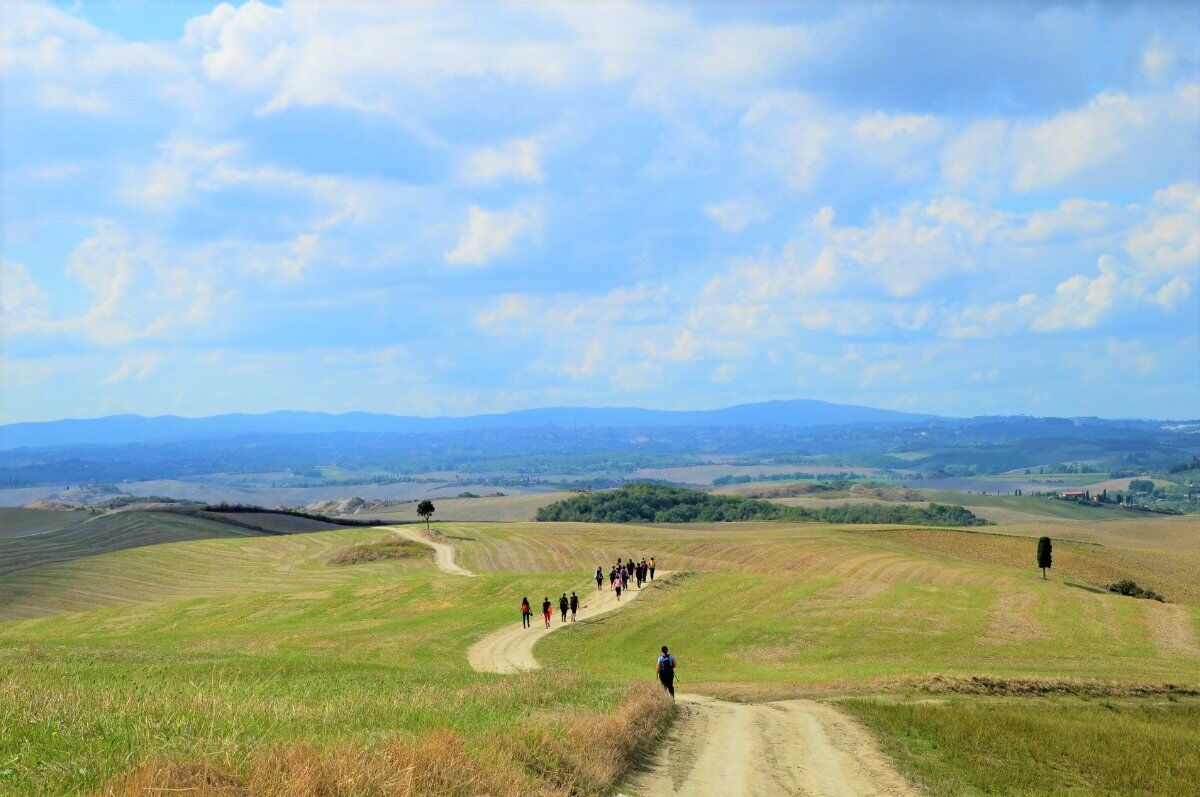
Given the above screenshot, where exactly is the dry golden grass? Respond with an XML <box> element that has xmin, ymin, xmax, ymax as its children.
<box><xmin>101</xmin><ymin>682</ymin><xmax>671</xmax><ymax>797</ymax></box>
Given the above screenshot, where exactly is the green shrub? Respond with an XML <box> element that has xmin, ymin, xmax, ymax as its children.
<box><xmin>1105</xmin><ymin>579</ymin><xmax>1165</xmax><ymax>602</ymax></box>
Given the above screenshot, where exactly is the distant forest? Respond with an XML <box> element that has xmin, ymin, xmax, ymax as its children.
<box><xmin>535</xmin><ymin>483</ymin><xmax>988</xmax><ymax>526</ymax></box>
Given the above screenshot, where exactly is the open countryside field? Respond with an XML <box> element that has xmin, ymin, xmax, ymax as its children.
<box><xmin>359</xmin><ymin>492</ymin><xmax>571</xmax><ymax>523</ymax></box>
<box><xmin>1</xmin><ymin>514</ymin><xmax>1198</xmax><ymax>795</ymax></box>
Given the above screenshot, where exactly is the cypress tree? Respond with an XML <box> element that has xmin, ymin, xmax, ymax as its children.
<box><xmin>1037</xmin><ymin>536</ymin><xmax>1052</xmax><ymax>579</ymax></box>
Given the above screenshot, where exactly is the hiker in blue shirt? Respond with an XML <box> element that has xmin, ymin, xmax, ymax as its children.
<box><xmin>656</xmin><ymin>645</ymin><xmax>676</xmax><ymax>699</ymax></box>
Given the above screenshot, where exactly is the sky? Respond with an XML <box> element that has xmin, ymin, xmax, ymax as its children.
<box><xmin>2</xmin><ymin>0</ymin><xmax>1199</xmax><ymax>423</ymax></box>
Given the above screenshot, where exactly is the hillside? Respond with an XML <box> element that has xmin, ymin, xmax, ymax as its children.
<box><xmin>0</xmin><ymin>399</ymin><xmax>936</xmax><ymax>449</ymax></box>
<box><xmin>0</xmin><ymin>508</ymin><xmax>345</xmax><ymax>580</ymax></box>
<box><xmin>0</xmin><ymin>516</ymin><xmax>1196</xmax><ymax>794</ymax></box>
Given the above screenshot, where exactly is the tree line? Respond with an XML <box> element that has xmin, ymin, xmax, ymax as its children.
<box><xmin>535</xmin><ymin>483</ymin><xmax>988</xmax><ymax>526</ymax></box>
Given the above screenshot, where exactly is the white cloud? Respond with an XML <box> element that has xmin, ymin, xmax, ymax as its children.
<box><xmin>476</xmin><ymin>293</ymin><xmax>537</xmax><ymax>334</ymax></box>
<box><xmin>461</xmin><ymin>138</ymin><xmax>543</xmax><ymax>184</ymax></box>
<box><xmin>853</xmin><ymin>112</ymin><xmax>937</xmax><ymax>141</ymax></box>
<box><xmin>1031</xmin><ymin>257</ymin><xmax>1120</xmax><ymax>332</ymax></box>
<box><xmin>1</xmin><ymin>258</ymin><xmax>52</xmax><ymax>334</ymax></box>
<box><xmin>445</xmin><ymin>205</ymin><xmax>540</xmax><ymax>266</ymax></box>
<box><xmin>703</xmin><ymin>201</ymin><xmax>756</xmax><ymax>232</ymax></box>
<box><xmin>561</xmin><ymin>338</ymin><xmax>605</xmax><ymax>379</ymax></box>
<box><xmin>101</xmin><ymin>353</ymin><xmax>164</xmax><ymax>385</ymax></box>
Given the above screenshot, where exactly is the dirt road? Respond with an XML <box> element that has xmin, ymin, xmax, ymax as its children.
<box><xmin>389</xmin><ymin>526</ymin><xmax>475</xmax><ymax>577</ymax></box>
<box><xmin>396</xmin><ymin>528</ymin><xmax>915</xmax><ymax>795</ymax></box>
<box><xmin>623</xmin><ymin>693</ymin><xmax>917</xmax><ymax>797</ymax></box>
<box><xmin>469</xmin><ymin>575</ymin><xmax>671</xmax><ymax>674</ymax></box>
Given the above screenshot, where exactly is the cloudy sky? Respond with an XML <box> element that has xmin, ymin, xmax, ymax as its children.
<box><xmin>3</xmin><ymin>1</ymin><xmax>1198</xmax><ymax>422</ymax></box>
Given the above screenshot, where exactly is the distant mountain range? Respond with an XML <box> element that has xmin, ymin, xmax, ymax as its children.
<box><xmin>0</xmin><ymin>400</ymin><xmax>940</xmax><ymax>449</ymax></box>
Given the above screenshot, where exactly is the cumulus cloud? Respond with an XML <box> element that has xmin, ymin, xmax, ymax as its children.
<box><xmin>445</xmin><ymin>205</ymin><xmax>540</xmax><ymax>266</ymax></box>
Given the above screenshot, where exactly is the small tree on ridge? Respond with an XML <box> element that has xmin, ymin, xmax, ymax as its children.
<box><xmin>417</xmin><ymin>499</ymin><xmax>435</xmax><ymax>530</ymax></box>
<box><xmin>1037</xmin><ymin>536</ymin><xmax>1052</xmax><ymax>580</ymax></box>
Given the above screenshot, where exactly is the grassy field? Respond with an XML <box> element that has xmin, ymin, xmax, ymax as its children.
<box><xmin>842</xmin><ymin>695</ymin><xmax>1200</xmax><ymax>796</ymax></box>
<box><xmin>0</xmin><ymin>529</ymin><xmax>670</xmax><ymax>794</ymax></box>
<box><xmin>1</xmin><ymin>516</ymin><xmax>1197</xmax><ymax>794</ymax></box>
<box><xmin>923</xmin><ymin>491</ymin><xmax>1139</xmax><ymax>521</ymax></box>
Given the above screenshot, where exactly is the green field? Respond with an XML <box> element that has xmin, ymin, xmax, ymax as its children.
<box><xmin>1</xmin><ymin>510</ymin><xmax>1197</xmax><ymax>794</ymax></box>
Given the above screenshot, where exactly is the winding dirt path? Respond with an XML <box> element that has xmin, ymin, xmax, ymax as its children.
<box><xmin>468</xmin><ymin>574</ymin><xmax>672</xmax><ymax>674</ymax></box>
<box><xmin>395</xmin><ymin>527</ymin><xmax>916</xmax><ymax>796</ymax></box>
<box><xmin>624</xmin><ymin>694</ymin><xmax>917</xmax><ymax>797</ymax></box>
<box><xmin>389</xmin><ymin>526</ymin><xmax>475</xmax><ymax>577</ymax></box>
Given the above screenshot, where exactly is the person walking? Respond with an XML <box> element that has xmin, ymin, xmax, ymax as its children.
<box><xmin>609</xmin><ymin>566</ymin><xmax>617</xmax><ymax>589</ymax></box>
<box><xmin>559</xmin><ymin>593</ymin><xmax>569</xmax><ymax>623</ymax></box>
<box><xmin>595</xmin><ymin>567</ymin><xmax>604</xmax><ymax>590</ymax></box>
<box><xmin>614</xmin><ymin>579</ymin><xmax>623</xmax><ymax>601</ymax></box>
<box><xmin>569</xmin><ymin>591</ymin><xmax>579</xmax><ymax>621</ymax></box>
<box><xmin>656</xmin><ymin>645</ymin><xmax>677</xmax><ymax>699</ymax></box>
<box><xmin>649</xmin><ymin>556</ymin><xmax>655</xmax><ymax>581</ymax></box>
<box><xmin>542</xmin><ymin>596</ymin><xmax>552</xmax><ymax>628</ymax></box>
<box><xmin>521</xmin><ymin>596</ymin><xmax>532</xmax><ymax>629</ymax></box>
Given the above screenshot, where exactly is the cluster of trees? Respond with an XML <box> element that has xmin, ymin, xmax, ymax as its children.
<box><xmin>535</xmin><ymin>483</ymin><xmax>987</xmax><ymax>526</ymax></box>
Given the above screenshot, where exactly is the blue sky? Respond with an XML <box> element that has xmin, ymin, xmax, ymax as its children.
<box><xmin>2</xmin><ymin>1</ymin><xmax>1198</xmax><ymax>422</ymax></box>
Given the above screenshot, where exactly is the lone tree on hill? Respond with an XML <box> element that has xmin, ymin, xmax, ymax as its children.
<box><xmin>1037</xmin><ymin>536</ymin><xmax>1052</xmax><ymax>579</ymax></box>
<box><xmin>417</xmin><ymin>499</ymin><xmax>435</xmax><ymax>530</ymax></box>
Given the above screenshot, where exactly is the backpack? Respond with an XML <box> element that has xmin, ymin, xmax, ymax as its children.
<box><xmin>659</xmin><ymin>655</ymin><xmax>674</xmax><ymax>675</ymax></box>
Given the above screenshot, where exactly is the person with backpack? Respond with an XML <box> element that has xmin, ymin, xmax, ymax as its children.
<box><xmin>609</xmin><ymin>566</ymin><xmax>617</xmax><ymax>589</ymax></box>
<box><xmin>569</xmin><ymin>591</ymin><xmax>579</xmax><ymax>621</ymax></box>
<box><xmin>559</xmin><ymin>593</ymin><xmax>569</xmax><ymax>623</ymax></box>
<box><xmin>542</xmin><ymin>597</ymin><xmax>552</xmax><ymax>628</ymax></box>
<box><xmin>656</xmin><ymin>645</ymin><xmax>677</xmax><ymax>699</ymax></box>
<box><xmin>595</xmin><ymin>567</ymin><xmax>604</xmax><ymax>590</ymax></box>
<box><xmin>520</xmin><ymin>596</ymin><xmax>532</xmax><ymax>629</ymax></box>
<box><xmin>648</xmin><ymin>556</ymin><xmax>656</xmax><ymax>581</ymax></box>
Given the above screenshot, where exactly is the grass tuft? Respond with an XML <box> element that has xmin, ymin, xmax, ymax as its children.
<box><xmin>327</xmin><ymin>539</ymin><xmax>426</xmax><ymax>566</ymax></box>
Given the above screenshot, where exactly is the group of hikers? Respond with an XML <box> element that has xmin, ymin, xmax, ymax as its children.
<box><xmin>517</xmin><ymin>555</ymin><xmax>675</xmax><ymax>699</ymax></box>
<box><xmin>520</xmin><ymin>591</ymin><xmax>583</xmax><ymax>628</ymax></box>
<box><xmin>595</xmin><ymin>555</ymin><xmax>656</xmax><ymax>600</ymax></box>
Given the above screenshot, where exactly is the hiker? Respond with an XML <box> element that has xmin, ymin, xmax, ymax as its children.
<box><xmin>595</xmin><ymin>567</ymin><xmax>604</xmax><ymax>590</ymax></box>
<box><xmin>521</xmin><ymin>596</ymin><xmax>532</xmax><ymax>629</ymax></box>
<box><xmin>559</xmin><ymin>593</ymin><xmax>569</xmax><ymax>623</ymax></box>
<box><xmin>649</xmin><ymin>556</ymin><xmax>655</xmax><ymax>581</ymax></box>
<box><xmin>569</xmin><ymin>591</ymin><xmax>579</xmax><ymax>621</ymax></box>
<box><xmin>621</xmin><ymin>566</ymin><xmax>629</xmax><ymax>590</ymax></box>
<box><xmin>542</xmin><ymin>597</ymin><xmax>552</xmax><ymax>628</ymax></box>
<box><xmin>657</xmin><ymin>645</ymin><xmax>676</xmax><ymax>699</ymax></box>
<box><xmin>614</xmin><ymin>579</ymin><xmax>622</xmax><ymax>601</ymax></box>
<box><xmin>609</xmin><ymin>566</ymin><xmax>617</xmax><ymax>589</ymax></box>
